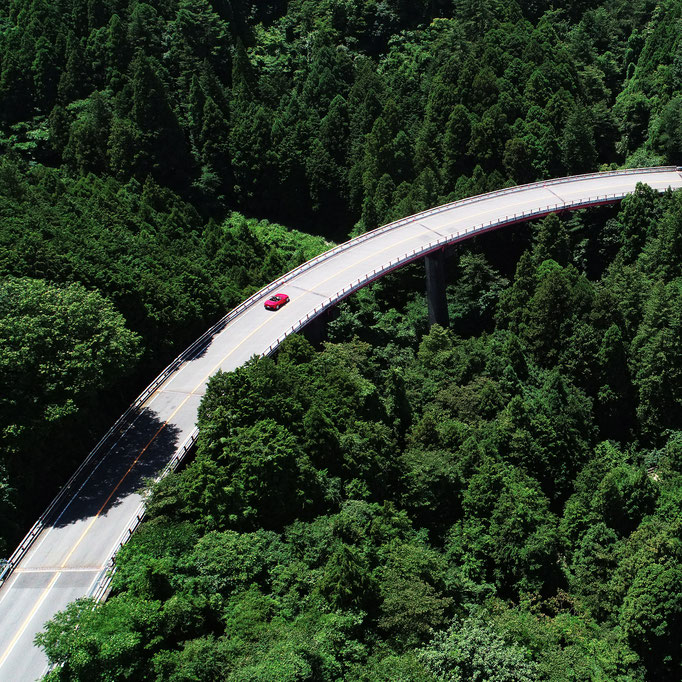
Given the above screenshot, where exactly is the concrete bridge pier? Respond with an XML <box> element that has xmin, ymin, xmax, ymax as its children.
<box><xmin>425</xmin><ymin>250</ymin><xmax>449</xmax><ymax>328</ymax></box>
<box><xmin>303</xmin><ymin>312</ymin><xmax>328</xmax><ymax>347</ymax></box>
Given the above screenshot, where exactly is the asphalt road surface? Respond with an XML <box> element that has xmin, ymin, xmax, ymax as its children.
<box><xmin>1</xmin><ymin>167</ymin><xmax>681</xmax><ymax>681</ymax></box>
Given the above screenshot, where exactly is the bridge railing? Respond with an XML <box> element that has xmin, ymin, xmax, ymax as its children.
<box><xmin>39</xmin><ymin>429</ymin><xmax>199</xmax><ymax>678</ymax></box>
<box><xmin>87</xmin><ymin>428</ymin><xmax>200</xmax><ymax>604</ymax></box>
<box><xmin>262</xmin><ymin>191</ymin><xmax>634</xmax><ymax>355</ymax></box>
<box><xmin>0</xmin><ymin>168</ymin><xmax>673</xmax><ymax>587</ymax></box>
<box><xmin>218</xmin><ymin>166</ymin><xmax>676</xmax><ymax>314</ymax></box>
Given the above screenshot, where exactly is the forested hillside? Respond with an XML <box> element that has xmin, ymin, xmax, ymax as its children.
<box><xmin>3</xmin><ymin>0</ymin><xmax>680</xmax><ymax>546</ymax></box>
<box><xmin>2</xmin><ymin>0</ymin><xmax>682</xmax><ymax>677</ymax></box>
<box><xmin>2</xmin><ymin>0</ymin><xmax>681</xmax><ymax>229</ymax></box>
<box><xmin>38</xmin><ymin>190</ymin><xmax>682</xmax><ymax>680</ymax></box>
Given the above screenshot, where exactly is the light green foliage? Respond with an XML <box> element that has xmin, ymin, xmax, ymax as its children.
<box><xmin>0</xmin><ymin>277</ymin><xmax>141</xmax><ymax>433</ymax></box>
<box><xmin>35</xmin><ymin>597</ymin><xmax>163</xmax><ymax>681</ymax></box>
<box><xmin>488</xmin><ymin>598</ymin><xmax>644</xmax><ymax>681</ymax></box>
<box><xmin>192</xmin><ymin>529</ymin><xmax>286</xmax><ymax>597</ymax></box>
<box><xmin>348</xmin><ymin>651</ymin><xmax>436</xmax><ymax>681</ymax></box>
<box><xmin>419</xmin><ymin>616</ymin><xmax>539</xmax><ymax>682</ymax></box>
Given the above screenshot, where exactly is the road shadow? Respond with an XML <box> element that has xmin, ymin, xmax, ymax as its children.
<box><xmin>47</xmin><ymin>407</ymin><xmax>182</xmax><ymax>528</ymax></box>
<box><xmin>182</xmin><ymin>317</ymin><xmax>232</xmax><ymax>363</ymax></box>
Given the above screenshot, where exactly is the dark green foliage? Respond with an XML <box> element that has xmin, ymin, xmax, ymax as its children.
<box><xmin>596</xmin><ymin>323</ymin><xmax>634</xmax><ymax>440</ymax></box>
<box><xmin>318</xmin><ymin>543</ymin><xmax>372</xmax><ymax>610</ymax></box>
<box><xmin>0</xmin><ymin>0</ymin><xmax>661</xmax><ymax>231</ymax></box>
<box><xmin>560</xmin><ymin>104</ymin><xmax>597</xmax><ymax>174</ymax></box>
<box><xmin>631</xmin><ymin>280</ymin><xmax>682</xmax><ymax>441</ymax></box>
<box><xmin>568</xmin><ymin>522</ymin><xmax>619</xmax><ymax>618</ymax></box>
<box><xmin>592</xmin><ymin>465</ymin><xmax>658</xmax><ymax>535</ymax></box>
<box><xmin>0</xmin><ymin>277</ymin><xmax>141</xmax><ymax>447</ymax></box>
<box><xmin>0</xmin><ymin>0</ymin><xmax>679</xmax><ymax>678</ymax></box>
<box><xmin>448</xmin><ymin>252</ymin><xmax>509</xmax><ymax>334</ymax></box>
<box><xmin>620</xmin><ymin>562</ymin><xmax>682</xmax><ymax>677</ymax></box>
<box><xmin>446</xmin><ymin>460</ymin><xmax>560</xmax><ymax>596</ymax></box>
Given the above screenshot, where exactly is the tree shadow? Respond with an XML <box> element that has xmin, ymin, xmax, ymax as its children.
<box><xmin>47</xmin><ymin>407</ymin><xmax>182</xmax><ymax>528</ymax></box>
<box><xmin>182</xmin><ymin>317</ymin><xmax>231</xmax><ymax>363</ymax></box>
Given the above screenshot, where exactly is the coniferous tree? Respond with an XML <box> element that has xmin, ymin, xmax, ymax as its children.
<box><xmin>63</xmin><ymin>91</ymin><xmax>111</xmax><ymax>174</ymax></box>
<box><xmin>104</xmin><ymin>13</ymin><xmax>129</xmax><ymax>89</ymax></box>
<box><xmin>130</xmin><ymin>52</ymin><xmax>190</xmax><ymax>188</ymax></box>
<box><xmin>596</xmin><ymin>324</ymin><xmax>633</xmax><ymax>440</ymax></box>
<box><xmin>57</xmin><ymin>35</ymin><xmax>90</xmax><ymax>102</ymax></box>
<box><xmin>442</xmin><ymin>105</ymin><xmax>472</xmax><ymax>188</ymax></box>
<box><xmin>560</xmin><ymin>104</ymin><xmax>597</xmax><ymax>174</ymax></box>
<box><xmin>199</xmin><ymin>95</ymin><xmax>231</xmax><ymax>187</ymax></box>
<box><xmin>0</xmin><ymin>38</ymin><xmax>35</xmax><ymax>123</ymax></box>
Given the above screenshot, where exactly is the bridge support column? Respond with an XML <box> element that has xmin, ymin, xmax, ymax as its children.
<box><xmin>303</xmin><ymin>313</ymin><xmax>328</xmax><ymax>347</ymax></box>
<box><xmin>425</xmin><ymin>250</ymin><xmax>449</xmax><ymax>328</ymax></box>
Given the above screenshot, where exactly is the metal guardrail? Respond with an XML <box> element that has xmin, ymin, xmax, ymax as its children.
<box><xmin>229</xmin><ymin>166</ymin><xmax>678</xmax><ymax>307</ymax></box>
<box><xmin>262</xmin><ymin>190</ymin><xmax>637</xmax><ymax>355</ymax></box>
<box><xmin>87</xmin><ymin>428</ymin><xmax>200</xmax><ymax>603</ymax></box>
<box><xmin>0</xmin><ymin>167</ymin><xmax>676</xmax><ymax>588</ymax></box>
<box><xmin>40</xmin><ymin>430</ymin><xmax>199</xmax><ymax>677</ymax></box>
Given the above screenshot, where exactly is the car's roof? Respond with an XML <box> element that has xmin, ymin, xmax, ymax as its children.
<box><xmin>270</xmin><ymin>293</ymin><xmax>287</xmax><ymax>298</ymax></box>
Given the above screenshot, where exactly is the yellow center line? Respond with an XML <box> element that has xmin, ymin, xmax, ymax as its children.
<box><xmin>58</xmin><ymin>398</ymin><xmax>193</xmax><ymax>568</ymax></box>
<box><xmin>60</xmin><ymin>215</ymin><xmax>446</xmax><ymax>563</ymax></box>
<box><xmin>0</xmin><ymin>573</ymin><xmax>59</xmax><ymax>670</ymax></box>
<box><xmin>2</xmin><ymin>172</ymin><xmax>673</xmax><ymax>669</ymax></box>
<box><xmin>430</xmin><ymin>178</ymin><xmax>653</xmax><ymax>233</ymax></box>
<box><xmin>0</xmin><ymin>349</ymin><xmax>244</xmax><ymax>666</ymax></box>
<box><xmin>198</xmin><ymin>176</ymin><xmax>671</xmax><ymax>333</ymax></box>
<box><xmin>58</xmin><ymin>311</ymin><xmax>284</xmax><ymax>565</ymax></box>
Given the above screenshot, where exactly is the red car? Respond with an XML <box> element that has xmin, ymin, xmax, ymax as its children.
<box><xmin>264</xmin><ymin>293</ymin><xmax>290</xmax><ymax>310</ymax></box>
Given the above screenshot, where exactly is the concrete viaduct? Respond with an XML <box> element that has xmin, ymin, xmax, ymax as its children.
<box><xmin>1</xmin><ymin>166</ymin><xmax>682</xmax><ymax>680</ymax></box>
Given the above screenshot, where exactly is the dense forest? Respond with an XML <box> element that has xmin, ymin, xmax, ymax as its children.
<box><xmin>0</xmin><ymin>0</ymin><xmax>682</xmax><ymax>678</ymax></box>
<box><xmin>38</xmin><ymin>193</ymin><xmax>682</xmax><ymax>680</ymax></box>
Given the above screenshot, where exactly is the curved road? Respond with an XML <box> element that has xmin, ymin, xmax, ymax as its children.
<box><xmin>1</xmin><ymin>167</ymin><xmax>681</xmax><ymax>680</ymax></box>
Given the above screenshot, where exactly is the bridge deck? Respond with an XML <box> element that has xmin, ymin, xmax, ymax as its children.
<box><xmin>1</xmin><ymin>167</ymin><xmax>681</xmax><ymax>680</ymax></box>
